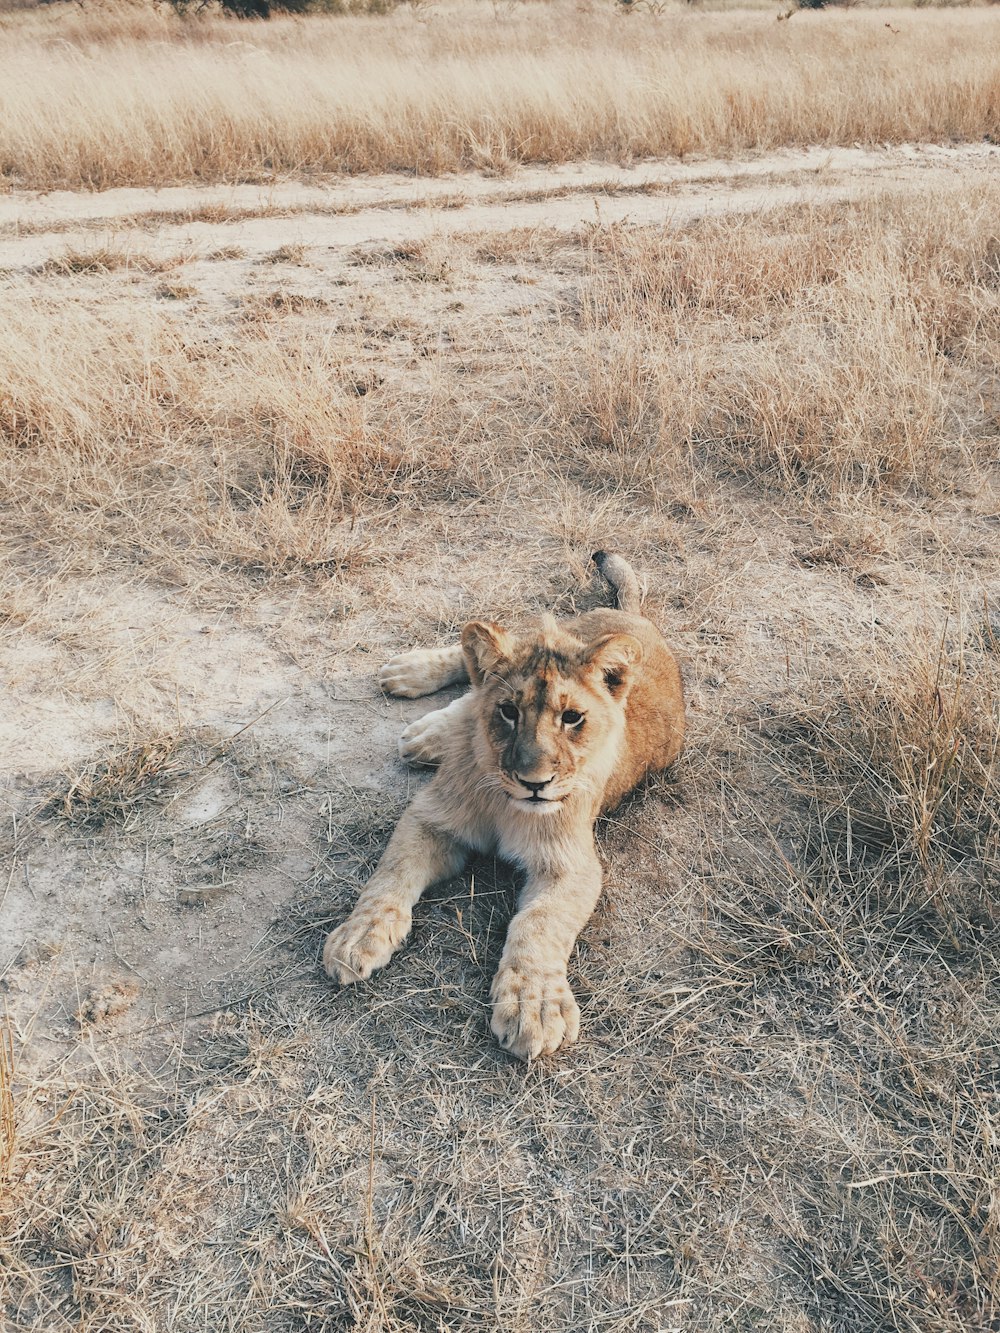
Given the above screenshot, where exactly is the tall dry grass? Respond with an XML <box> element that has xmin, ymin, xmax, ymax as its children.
<box><xmin>2</xmin><ymin>4</ymin><xmax>1000</xmax><ymax>188</ymax></box>
<box><xmin>783</xmin><ymin>630</ymin><xmax>1000</xmax><ymax>880</ymax></box>
<box><xmin>2</xmin><ymin>185</ymin><xmax>998</xmax><ymax>584</ymax></box>
<box><xmin>0</xmin><ymin>296</ymin><xmax>429</xmax><ymax>573</ymax></box>
<box><xmin>545</xmin><ymin>189</ymin><xmax>999</xmax><ymax>494</ymax></box>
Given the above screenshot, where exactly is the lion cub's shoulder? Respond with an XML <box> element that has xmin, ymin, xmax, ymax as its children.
<box><xmin>563</xmin><ymin>607</ymin><xmax>685</xmax><ymax>810</ymax></box>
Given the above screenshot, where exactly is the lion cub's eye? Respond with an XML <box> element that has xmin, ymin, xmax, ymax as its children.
<box><xmin>562</xmin><ymin>709</ymin><xmax>584</xmax><ymax>728</ymax></box>
<box><xmin>498</xmin><ymin>701</ymin><xmax>519</xmax><ymax>725</ymax></box>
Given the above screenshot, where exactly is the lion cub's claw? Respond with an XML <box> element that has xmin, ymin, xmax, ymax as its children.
<box><xmin>490</xmin><ymin>965</ymin><xmax>581</xmax><ymax>1061</ymax></box>
<box><xmin>322</xmin><ymin>905</ymin><xmax>410</xmax><ymax>985</ymax></box>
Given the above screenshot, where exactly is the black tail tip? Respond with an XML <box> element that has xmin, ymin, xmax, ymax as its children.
<box><xmin>591</xmin><ymin>550</ymin><xmax>608</xmax><ymax>569</ymax></box>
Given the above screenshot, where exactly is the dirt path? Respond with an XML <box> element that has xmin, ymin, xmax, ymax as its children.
<box><xmin>1</xmin><ymin>142</ymin><xmax>997</xmax><ymax>269</ymax></box>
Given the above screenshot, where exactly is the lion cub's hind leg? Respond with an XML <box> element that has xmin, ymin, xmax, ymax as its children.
<box><xmin>399</xmin><ymin>694</ymin><xmax>472</xmax><ymax>765</ymax></box>
<box><xmin>379</xmin><ymin>644</ymin><xmax>467</xmax><ymax>699</ymax></box>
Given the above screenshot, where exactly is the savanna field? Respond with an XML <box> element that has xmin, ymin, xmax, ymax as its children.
<box><xmin>1</xmin><ymin>2</ymin><xmax>999</xmax><ymax>1329</ymax></box>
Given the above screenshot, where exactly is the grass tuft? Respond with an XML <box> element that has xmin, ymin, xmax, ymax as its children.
<box><xmin>47</xmin><ymin>734</ymin><xmax>184</xmax><ymax>828</ymax></box>
<box><xmin>0</xmin><ymin>1019</ymin><xmax>14</xmax><ymax>1181</ymax></box>
<box><xmin>782</xmin><ymin>632</ymin><xmax>1000</xmax><ymax>879</ymax></box>
<box><xmin>39</xmin><ymin>246</ymin><xmax>168</xmax><ymax>276</ymax></box>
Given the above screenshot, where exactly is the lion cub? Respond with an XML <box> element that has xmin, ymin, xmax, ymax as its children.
<box><xmin>323</xmin><ymin>552</ymin><xmax>684</xmax><ymax>1060</ymax></box>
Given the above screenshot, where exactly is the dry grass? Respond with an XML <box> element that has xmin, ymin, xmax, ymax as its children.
<box><xmin>784</xmin><ymin>628</ymin><xmax>1000</xmax><ymax>879</ymax></box>
<box><xmin>545</xmin><ymin>191</ymin><xmax>999</xmax><ymax>495</ymax></box>
<box><xmin>2</xmin><ymin>4</ymin><xmax>1000</xmax><ymax>188</ymax></box>
<box><xmin>37</xmin><ymin>246</ymin><xmax>170</xmax><ymax>277</ymax></box>
<box><xmin>156</xmin><ymin>280</ymin><xmax>197</xmax><ymax>300</ymax></box>
<box><xmin>2</xmin><ymin>186</ymin><xmax>997</xmax><ymax>580</ymax></box>
<box><xmin>45</xmin><ymin>733</ymin><xmax>184</xmax><ymax>828</ymax></box>
<box><xmin>1</xmin><ymin>173</ymin><xmax>999</xmax><ymax>1330</ymax></box>
<box><xmin>0</xmin><ymin>298</ymin><xmax>426</xmax><ymax>574</ymax></box>
<box><xmin>263</xmin><ymin>244</ymin><xmax>308</xmax><ymax>266</ymax></box>
<box><xmin>0</xmin><ymin>1018</ymin><xmax>14</xmax><ymax>1180</ymax></box>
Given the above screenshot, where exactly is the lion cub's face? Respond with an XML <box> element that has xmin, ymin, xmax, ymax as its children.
<box><xmin>461</xmin><ymin>620</ymin><xmax>643</xmax><ymax>813</ymax></box>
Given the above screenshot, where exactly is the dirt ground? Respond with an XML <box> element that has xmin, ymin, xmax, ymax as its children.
<box><xmin>2</xmin><ymin>146</ymin><xmax>999</xmax><ymax>1331</ymax></box>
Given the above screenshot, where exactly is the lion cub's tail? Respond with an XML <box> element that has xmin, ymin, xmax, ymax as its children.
<box><xmin>592</xmin><ymin>550</ymin><xmax>642</xmax><ymax>614</ymax></box>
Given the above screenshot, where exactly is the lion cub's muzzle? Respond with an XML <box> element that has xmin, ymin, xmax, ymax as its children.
<box><xmin>502</xmin><ymin>768</ymin><xmax>570</xmax><ymax>811</ymax></box>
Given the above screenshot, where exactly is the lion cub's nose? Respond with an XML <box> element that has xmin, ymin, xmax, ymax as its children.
<box><xmin>518</xmin><ymin>775</ymin><xmax>555</xmax><ymax>794</ymax></box>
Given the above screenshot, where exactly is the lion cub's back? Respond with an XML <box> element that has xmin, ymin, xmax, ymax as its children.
<box><xmin>569</xmin><ymin>609</ymin><xmax>685</xmax><ymax>810</ymax></box>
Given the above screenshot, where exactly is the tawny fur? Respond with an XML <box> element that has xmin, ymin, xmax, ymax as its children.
<box><xmin>323</xmin><ymin>553</ymin><xmax>684</xmax><ymax>1060</ymax></box>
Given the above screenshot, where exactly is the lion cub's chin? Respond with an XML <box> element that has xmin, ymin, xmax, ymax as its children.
<box><xmin>510</xmin><ymin>796</ymin><xmax>564</xmax><ymax>815</ymax></box>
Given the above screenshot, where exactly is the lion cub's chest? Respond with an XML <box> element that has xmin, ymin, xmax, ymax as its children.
<box><xmin>444</xmin><ymin>795</ymin><xmax>590</xmax><ymax>877</ymax></box>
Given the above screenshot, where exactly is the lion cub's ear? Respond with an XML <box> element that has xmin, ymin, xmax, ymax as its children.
<box><xmin>583</xmin><ymin>633</ymin><xmax>643</xmax><ymax>698</ymax></box>
<box><xmin>461</xmin><ymin>621</ymin><xmax>515</xmax><ymax>687</ymax></box>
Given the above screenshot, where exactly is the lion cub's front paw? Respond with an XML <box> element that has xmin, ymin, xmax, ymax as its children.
<box><xmin>379</xmin><ymin>650</ymin><xmax>449</xmax><ymax>699</ymax></box>
<box><xmin>399</xmin><ymin>709</ymin><xmax>450</xmax><ymax>765</ymax></box>
<box><xmin>490</xmin><ymin>964</ymin><xmax>581</xmax><ymax>1060</ymax></box>
<box><xmin>322</xmin><ymin>903</ymin><xmax>411</xmax><ymax>985</ymax></box>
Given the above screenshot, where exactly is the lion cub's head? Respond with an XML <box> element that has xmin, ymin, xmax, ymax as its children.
<box><xmin>460</xmin><ymin>618</ymin><xmax>642</xmax><ymax>814</ymax></box>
